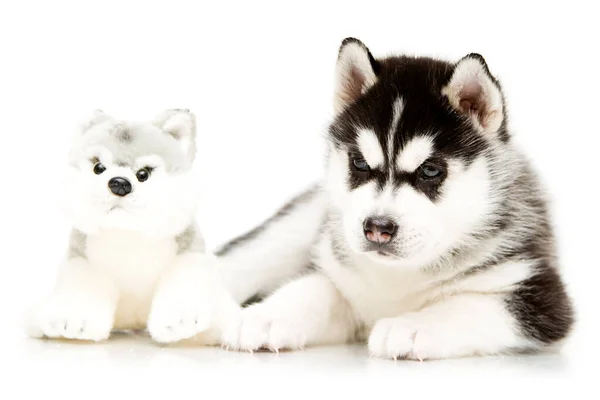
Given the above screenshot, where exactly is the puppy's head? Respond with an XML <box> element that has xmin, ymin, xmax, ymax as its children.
<box><xmin>62</xmin><ymin>109</ymin><xmax>199</xmax><ymax>236</ymax></box>
<box><xmin>326</xmin><ymin>38</ymin><xmax>508</xmax><ymax>269</ymax></box>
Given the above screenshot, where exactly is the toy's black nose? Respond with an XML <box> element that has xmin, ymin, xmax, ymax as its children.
<box><xmin>108</xmin><ymin>177</ymin><xmax>132</xmax><ymax>197</ymax></box>
<box><xmin>363</xmin><ymin>216</ymin><xmax>397</xmax><ymax>244</ymax></box>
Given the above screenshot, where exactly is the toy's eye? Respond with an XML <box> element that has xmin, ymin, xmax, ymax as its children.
<box><xmin>136</xmin><ymin>167</ymin><xmax>151</xmax><ymax>182</ymax></box>
<box><xmin>352</xmin><ymin>157</ymin><xmax>370</xmax><ymax>172</ymax></box>
<box><xmin>418</xmin><ymin>162</ymin><xmax>442</xmax><ymax>179</ymax></box>
<box><xmin>93</xmin><ymin>162</ymin><xmax>106</xmax><ymax>175</ymax></box>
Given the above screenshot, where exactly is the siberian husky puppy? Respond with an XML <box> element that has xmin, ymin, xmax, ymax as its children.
<box><xmin>218</xmin><ymin>39</ymin><xmax>575</xmax><ymax>360</ymax></box>
<box><xmin>28</xmin><ymin>110</ymin><xmax>236</xmax><ymax>344</ymax></box>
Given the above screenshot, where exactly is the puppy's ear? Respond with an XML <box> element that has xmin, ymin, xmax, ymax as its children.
<box><xmin>334</xmin><ymin>38</ymin><xmax>379</xmax><ymax>114</ymax></box>
<box><xmin>154</xmin><ymin>109</ymin><xmax>196</xmax><ymax>162</ymax></box>
<box><xmin>442</xmin><ymin>54</ymin><xmax>504</xmax><ymax>134</ymax></box>
<box><xmin>79</xmin><ymin>110</ymin><xmax>113</xmax><ymax>134</ymax></box>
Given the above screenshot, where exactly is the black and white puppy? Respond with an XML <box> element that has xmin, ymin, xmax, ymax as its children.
<box><xmin>217</xmin><ymin>38</ymin><xmax>575</xmax><ymax>360</ymax></box>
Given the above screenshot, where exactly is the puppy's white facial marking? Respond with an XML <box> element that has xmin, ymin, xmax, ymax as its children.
<box><xmin>357</xmin><ymin>129</ymin><xmax>384</xmax><ymax>168</ymax></box>
<box><xmin>387</xmin><ymin>98</ymin><xmax>404</xmax><ymax>173</ymax></box>
<box><xmin>396</xmin><ymin>136</ymin><xmax>434</xmax><ymax>172</ymax></box>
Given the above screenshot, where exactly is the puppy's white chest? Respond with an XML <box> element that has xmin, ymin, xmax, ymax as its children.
<box><xmin>334</xmin><ymin>265</ymin><xmax>430</xmax><ymax>325</ymax></box>
<box><xmin>86</xmin><ymin>230</ymin><xmax>177</xmax><ymax>293</ymax></box>
<box><xmin>317</xmin><ymin>237</ymin><xmax>434</xmax><ymax>326</ymax></box>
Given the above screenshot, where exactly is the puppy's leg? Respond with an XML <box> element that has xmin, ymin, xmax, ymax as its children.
<box><xmin>368</xmin><ymin>263</ymin><xmax>574</xmax><ymax>361</ymax></box>
<box><xmin>29</xmin><ymin>258</ymin><xmax>118</xmax><ymax>341</ymax></box>
<box><xmin>216</xmin><ymin>185</ymin><xmax>326</xmax><ymax>304</ymax></box>
<box><xmin>147</xmin><ymin>252</ymin><xmax>239</xmax><ymax>344</ymax></box>
<box><xmin>222</xmin><ymin>273</ymin><xmax>355</xmax><ymax>352</ymax></box>
<box><xmin>368</xmin><ymin>293</ymin><xmax>533</xmax><ymax>361</ymax></box>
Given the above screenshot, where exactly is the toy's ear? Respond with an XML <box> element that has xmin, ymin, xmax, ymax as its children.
<box><xmin>442</xmin><ymin>54</ymin><xmax>504</xmax><ymax>134</ymax></box>
<box><xmin>334</xmin><ymin>37</ymin><xmax>380</xmax><ymax>115</ymax></box>
<box><xmin>79</xmin><ymin>110</ymin><xmax>113</xmax><ymax>134</ymax></box>
<box><xmin>153</xmin><ymin>109</ymin><xmax>197</xmax><ymax>162</ymax></box>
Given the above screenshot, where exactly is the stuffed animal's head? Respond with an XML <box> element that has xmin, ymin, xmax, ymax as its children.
<box><xmin>60</xmin><ymin>109</ymin><xmax>199</xmax><ymax>236</ymax></box>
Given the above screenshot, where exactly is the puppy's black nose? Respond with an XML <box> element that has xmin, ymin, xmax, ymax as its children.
<box><xmin>108</xmin><ymin>177</ymin><xmax>132</xmax><ymax>197</ymax></box>
<box><xmin>363</xmin><ymin>217</ymin><xmax>397</xmax><ymax>244</ymax></box>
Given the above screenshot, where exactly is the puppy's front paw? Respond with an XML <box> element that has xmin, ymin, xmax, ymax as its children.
<box><xmin>368</xmin><ymin>316</ymin><xmax>441</xmax><ymax>361</ymax></box>
<box><xmin>32</xmin><ymin>297</ymin><xmax>114</xmax><ymax>342</ymax></box>
<box><xmin>147</xmin><ymin>292</ymin><xmax>213</xmax><ymax>344</ymax></box>
<box><xmin>368</xmin><ymin>317</ymin><xmax>417</xmax><ymax>360</ymax></box>
<box><xmin>221</xmin><ymin>307</ymin><xmax>306</xmax><ymax>352</ymax></box>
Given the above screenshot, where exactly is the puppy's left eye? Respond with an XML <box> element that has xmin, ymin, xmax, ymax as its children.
<box><xmin>136</xmin><ymin>167</ymin><xmax>152</xmax><ymax>182</ymax></box>
<box><xmin>352</xmin><ymin>158</ymin><xmax>370</xmax><ymax>172</ymax></box>
<box><xmin>418</xmin><ymin>162</ymin><xmax>442</xmax><ymax>179</ymax></box>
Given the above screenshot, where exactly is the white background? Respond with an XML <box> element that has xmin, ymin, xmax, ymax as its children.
<box><xmin>0</xmin><ymin>0</ymin><xmax>598</xmax><ymax>398</ymax></box>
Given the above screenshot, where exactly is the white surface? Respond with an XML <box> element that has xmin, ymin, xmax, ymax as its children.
<box><xmin>4</xmin><ymin>330</ymin><xmax>591</xmax><ymax>397</ymax></box>
<box><xmin>0</xmin><ymin>0</ymin><xmax>598</xmax><ymax>397</ymax></box>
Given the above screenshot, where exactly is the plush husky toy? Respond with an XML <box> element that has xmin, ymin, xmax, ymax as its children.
<box><xmin>28</xmin><ymin>110</ymin><xmax>235</xmax><ymax>343</ymax></box>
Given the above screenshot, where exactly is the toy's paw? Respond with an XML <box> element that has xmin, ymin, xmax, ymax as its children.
<box><xmin>221</xmin><ymin>307</ymin><xmax>306</xmax><ymax>352</ymax></box>
<box><xmin>368</xmin><ymin>316</ymin><xmax>440</xmax><ymax>361</ymax></box>
<box><xmin>31</xmin><ymin>297</ymin><xmax>114</xmax><ymax>342</ymax></box>
<box><xmin>147</xmin><ymin>292</ymin><xmax>213</xmax><ymax>344</ymax></box>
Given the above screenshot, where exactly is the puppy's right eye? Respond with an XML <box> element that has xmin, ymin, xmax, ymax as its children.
<box><xmin>93</xmin><ymin>162</ymin><xmax>106</xmax><ymax>175</ymax></box>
